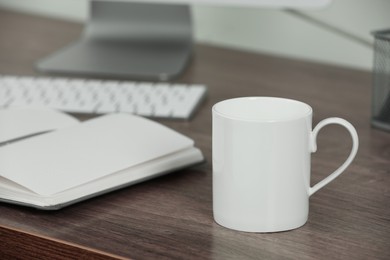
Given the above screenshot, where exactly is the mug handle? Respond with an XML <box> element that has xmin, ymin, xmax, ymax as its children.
<box><xmin>309</xmin><ymin>117</ymin><xmax>359</xmax><ymax>196</ymax></box>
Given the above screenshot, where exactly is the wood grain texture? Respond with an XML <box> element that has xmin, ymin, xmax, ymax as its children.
<box><xmin>0</xmin><ymin>9</ymin><xmax>390</xmax><ymax>260</ymax></box>
<box><xmin>0</xmin><ymin>226</ymin><xmax>125</xmax><ymax>260</ymax></box>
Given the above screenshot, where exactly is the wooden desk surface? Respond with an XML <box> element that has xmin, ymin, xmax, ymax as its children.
<box><xmin>0</xmin><ymin>9</ymin><xmax>389</xmax><ymax>260</ymax></box>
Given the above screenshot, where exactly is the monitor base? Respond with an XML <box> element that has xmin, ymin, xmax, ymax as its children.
<box><xmin>37</xmin><ymin>1</ymin><xmax>193</xmax><ymax>81</ymax></box>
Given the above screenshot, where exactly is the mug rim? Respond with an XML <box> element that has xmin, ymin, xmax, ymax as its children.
<box><xmin>212</xmin><ymin>96</ymin><xmax>313</xmax><ymax>122</ymax></box>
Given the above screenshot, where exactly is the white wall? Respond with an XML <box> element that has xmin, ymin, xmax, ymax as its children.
<box><xmin>0</xmin><ymin>0</ymin><xmax>389</xmax><ymax>70</ymax></box>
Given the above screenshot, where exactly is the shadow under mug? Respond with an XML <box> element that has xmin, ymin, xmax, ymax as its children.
<box><xmin>212</xmin><ymin>97</ymin><xmax>359</xmax><ymax>232</ymax></box>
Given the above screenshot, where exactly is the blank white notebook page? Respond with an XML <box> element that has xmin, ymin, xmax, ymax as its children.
<box><xmin>0</xmin><ymin>114</ymin><xmax>194</xmax><ymax>196</ymax></box>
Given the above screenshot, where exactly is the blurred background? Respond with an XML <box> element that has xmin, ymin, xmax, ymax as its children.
<box><xmin>0</xmin><ymin>0</ymin><xmax>389</xmax><ymax>71</ymax></box>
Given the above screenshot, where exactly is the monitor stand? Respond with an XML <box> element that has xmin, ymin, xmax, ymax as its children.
<box><xmin>37</xmin><ymin>1</ymin><xmax>193</xmax><ymax>81</ymax></box>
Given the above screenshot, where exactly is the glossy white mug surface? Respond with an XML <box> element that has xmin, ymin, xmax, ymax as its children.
<box><xmin>212</xmin><ymin>97</ymin><xmax>359</xmax><ymax>232</ymax></box>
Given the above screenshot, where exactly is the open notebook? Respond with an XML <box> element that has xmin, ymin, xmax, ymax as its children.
<box><xmin>0</xmin><ymin>110</ymin><xmax>204</xmax><ymax>210</ymax></box>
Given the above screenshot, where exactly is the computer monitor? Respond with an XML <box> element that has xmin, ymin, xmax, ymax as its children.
<box><xmin>37</xmin><ymin>0</ymin><xmax>330</xmax><ymax>81</ymax></box>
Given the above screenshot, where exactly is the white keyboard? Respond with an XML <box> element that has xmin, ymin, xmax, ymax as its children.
<box><xmin>0</xmin><ymin>75</ymin><xmax>207</xmax><ymax>119</ymax></box>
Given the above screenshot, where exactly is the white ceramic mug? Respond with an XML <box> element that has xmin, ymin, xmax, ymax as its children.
<box><xmin>212</xmin><ymin>97</ymin><xmax>359</xmax><ymax>232</ymax></box>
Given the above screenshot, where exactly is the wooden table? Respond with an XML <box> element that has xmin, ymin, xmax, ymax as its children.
<box><xmin>0</xmin><ymin>9</ymin><xmax>389</xmax><ymax>260</ymax></box>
